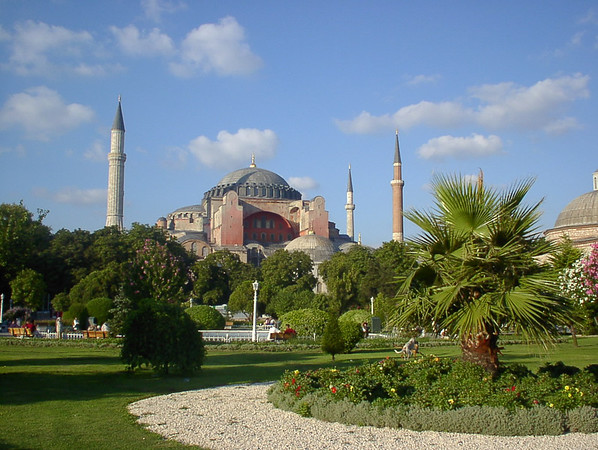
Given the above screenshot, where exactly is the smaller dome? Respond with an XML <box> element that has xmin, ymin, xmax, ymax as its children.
<box><xmin>554</xmin><ymin>191</ymin><xmax>598</xmax><ymax>228</ymax></box>
<box><xmin>170</xmin><ymin>204</ymin><xmax>205</xmax><ymax>215</ymax></box>
<box><xmin>285</xmin><ymin>234</ymin><xmax>335</xmax><ymax>263</ymax></box>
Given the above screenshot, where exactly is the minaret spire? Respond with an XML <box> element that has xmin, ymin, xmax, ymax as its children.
<box><xmin>106</xmin><ymin>97</ymin><xmax>126</xmax><ymax>230</ymax></box>
<box><xmin>249</xmin><ymin>153</ymin><xmax>256</xmax><ymax>168</ymax></box>
<box><xmin>345</xmin><ymin>164</ymin><xmax>355</xmax><ymax>241</ymax></box>
<box><xmin>391</xmin><ymin>130</ymin><xmax>404</xmax><ymax>242</ymax></box>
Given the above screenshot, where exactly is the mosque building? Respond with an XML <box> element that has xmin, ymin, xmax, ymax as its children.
<box><xmin>105</xmin><ymin>99</ymin><xmax>406</xmax><ymax>267</ymax></box>
<box><xmin>544</xmin><ymin>169</ymin><xmax>598</xmax><ymax>252</ymax></box>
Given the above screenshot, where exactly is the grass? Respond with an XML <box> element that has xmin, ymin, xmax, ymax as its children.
<box><xmin>0</xmin><ymin>336</ymin><xmax>596</xmax><ymax>449</ymax></box>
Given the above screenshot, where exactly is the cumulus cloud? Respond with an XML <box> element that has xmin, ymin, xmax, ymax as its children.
<box><xmin>288</xmin><ymin>176</ymin><xmax>319</xmax><ymax>193</ymax></box>
<box><xmin>34</xmin><ymin>187</ymin><xmax>106</xmax><ymax>205</ymax></box>
<box><xmin>169</xmin><ymin>16</ymin><xmax>262</xmax><ymax>77</ymax></box>
<box><xmin>3</xmin><ymin>20</ymin><xmax>97</xmax><ymax>76</ymax></box>
<box><xmin>0</xmin><ymin>86</ymin><xmax>95</xmax><ymax>140</ymax></box>
<box><xmin>110</xmin><ymin>25</ymin><xmax>175</xmax><ymax>56</ymax></box>
<box><xmin>188</xmin><ymin>128</ymin><xmax>278</xmax><ymax>169</ymax></box>
<box><xmin>141</xmin><ymin>0</ymin><xmax>187</xmax><ymax>23</ymax></box>
<box><xmin>417</xmin><ymin>134</ymin><xmax>503</xmax><ymax>160</ymax></box>
<box><xmin>336</xmin><ymin>74</ymin><xmax>589</xmax><ymax>135</ymax></box>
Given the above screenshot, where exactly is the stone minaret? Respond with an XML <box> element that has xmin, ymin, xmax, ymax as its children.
<box><xmin>345</xmin><ymin>164</ymin><xmax>355</xmax><ymax>241</ymax></box>
<box><xmin>391</xmin><ymin>130</ymin><xmax>404</xmax><ymax>242</ymax></box>
<box><xmin>106</xmin><ymin>97</ymin><xmax>126</xmax><ymax>230</ymax></box>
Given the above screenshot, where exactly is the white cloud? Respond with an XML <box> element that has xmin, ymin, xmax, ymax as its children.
<box><xmin>4</xmin><ymin>20</ymin><xmax>94</xmax><ymax>76</ymax></box>
<box><xmin>417</xmin><ymin>134</ymin><xmax>503</xmax><ymax>160</ymax></box>
<box><xmin>188</xmin><ymin>128</ymin><xmax>278</xmax><ymax>169</ymax></box>
<box><xmin>288</xmin><ymin>176</ymin><xmax>319</xmax><ymax>193</ymax></box>
<box><xmin>0</xmin><ymin>86</ymin><xmax>95</xmax><ymax>140</ymax></box>
<box><xmin>34</xmin><ymin>187</ymin><xmax>106</xmax><ymax>205</ymax></box>
<box><xmin>141</xmin><ymin>0</ymin><xmax>187</xmax><ymax>23</ymax></box>
<box><xmin>336</xmin><ymin>74</ymin><xmax>589</xmax><ymax>136</ymax></box>
<box><xmin>84</xmin><ymin>140</ymin><xmax>107</xmax><ymax>162</ymax></box>
<box><xmin>110</xmin><ymin>25</ymin><xmax>175</xmax><ymax>56</ymax></box>
<box><xmin>405</xmin><ymin>74</ymin><xmax>440</xmax><ymax>86</ymax></box>
<box><xmin>472</xmin><ymin>74</ymin><xmax>589</xmax><ymax>131</ymax></box>
<box><xmin>170</xmin><ymin>16</ymin><xmax>262</xmax><ymax>77</ymax></box>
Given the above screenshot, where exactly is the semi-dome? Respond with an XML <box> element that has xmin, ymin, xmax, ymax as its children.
<box><xmin>554</xmin><ymin>190</ymin><xmax>598</xmax><ymax>228</ymax></box>
<box><xmin>285</xmin><ymin>234</ymin><xmax>335</xmax><ymax>263</ymax></box>
<box><xmin>203</xmin><ymin>159</ymin><xmax>301</xmax><ymax>201</ymax></box>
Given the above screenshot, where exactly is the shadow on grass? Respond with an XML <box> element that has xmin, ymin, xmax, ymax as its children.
<box><xmin>0</xmin><ymin>355</ymin><xmax>121</xmax><ymax>367</ymax></box>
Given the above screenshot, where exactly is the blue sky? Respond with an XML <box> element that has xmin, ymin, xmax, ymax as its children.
<box><xmin>1</xmin><ymin>1</ymin><xmax>596</xmax><ymax>248</ymax></box>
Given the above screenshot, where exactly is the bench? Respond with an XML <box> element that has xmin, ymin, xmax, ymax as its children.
<box><xmin>8</xmin><ymin>328</ymin><xmax>32</xmax><ymax>337</ymax></box>
<box><xmin>82</xmin><ymin>330</ymin><xmax>109</xmax><ymax>339</ymax></box>
<box><xmin>269</xmin><ymin>332</ymin><xmax>292</xmax><ymax>341</ymax></box>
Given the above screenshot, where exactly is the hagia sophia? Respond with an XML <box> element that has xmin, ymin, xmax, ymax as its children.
<box><xmin>105</xmin><ymin>99</ymin><xmax>598</xmax><ymax>271</ymax></box>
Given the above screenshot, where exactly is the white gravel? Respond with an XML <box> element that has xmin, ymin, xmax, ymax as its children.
<box><xmin>128</xmin><ymin>383</ymin><xmax>598</xmax><ymax>450</ymax></box>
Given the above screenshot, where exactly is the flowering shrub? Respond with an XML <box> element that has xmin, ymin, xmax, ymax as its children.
<box><xmin>559</xmin><ymin>243</ymin><xmax>598</xmax><ymax>332</ymax></box>
<box><xmin>274</xmin><ymin>357</ymin><xmax>598</xmax><ymax>413</ymax></box>
<box><xmin>124</xmin><ymin>239</ymin><xmax>189</xmax><ymax>303</ymax></box>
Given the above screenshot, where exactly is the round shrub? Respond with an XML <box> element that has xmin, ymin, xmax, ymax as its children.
<box><xmin>338</xmin><ymin>319</ymin><xmax>362</xmax><ymax>352</ymax></box>
<box><xmin>122</xmin><ymin>298</ymin><xmax>205</xmax><ymax>375</ymax></box>
<box><xmin>62</xmin><ymin>303</ymin><xmax>89</xmax><ymax>329</ymax></box>
<box><xmin>85</xmin><ymin>297</ymin><xmax>113</xmax><ymax>326</ymax></box>
<box><xmin>185</xmin><ymin>305</ymin><xmax>225</xmax><ymax>330</ymax></box>
<box><xmin>339</xmin><ymin>309</ymin><xmax>372</xmax><ymax>326</ymax></box>
<box><xmin>279</xmin><ymin>308</ymin><xmax>328</xmax><ymax>338</ymax></box>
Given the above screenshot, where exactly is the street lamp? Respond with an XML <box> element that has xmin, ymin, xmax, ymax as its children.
<box><xmin>252</xmin><ymin>280</ymin><xmax>259</xmax><ymax>342</ymax></box>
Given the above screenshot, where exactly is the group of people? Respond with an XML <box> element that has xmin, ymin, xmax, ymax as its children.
<box><xmin>266</xmin><ymin>320</ymin><xmax>296</xmax><ymax>340</ymax></box>
<box><xmin>7</xmin><ymin>317</ymin><xmax>39</xmax><ymax>336</ymax></box>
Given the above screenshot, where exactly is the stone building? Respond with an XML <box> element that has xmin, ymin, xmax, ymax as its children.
<box><xmin>544</xmin><ymin>170</ymin><xmax>598</xmax><ymax>252</ymax></box>
<box><xmin>157</xmin><ymin>155</ymin><xmax>353</xmax><ymax>264</ymax></box>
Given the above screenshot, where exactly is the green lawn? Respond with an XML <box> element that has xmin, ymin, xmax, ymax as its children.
<box><xmin>1</xmin><ymin>336</ymin><xmax>596</xmax><ymax>449</ymax></box>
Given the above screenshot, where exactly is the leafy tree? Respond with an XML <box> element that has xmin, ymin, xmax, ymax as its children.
<box><xmin>319</xmin><ymin>246</ymin><xmax>378</xmax><ymax>313</ymax></box>
<box><xmin>0</xmin><ymin>202</ymin><xmax>51</xmax><ymax>297</ymax></box>
<box><xmin>266</xmin><ymin>285</ymin><xmax>317</xmax><ymax>318</ymax></box>
<box><xmin>338</xmin><ymin>319</ymin><xmax>363</xmax><ymax>353</ymax></box>
<box><xmin>373</xmin><ymin>240</ymin><xmax>414</xmax><ymax>297</ymax></box>
<box><xmin>321</xmin><ymin>313</ymin><xmax>345</xmax><ymax>361</ymax></box>
<box><xmin>10</xmin><ymin>268</ymin><xmax>46</xmax><ymax>310</ymax></box>
<box><xmin>68</xmin><ymin>261</ymin><xmax>123</xmax><ymax>304</ymax></box>
<box><xmin>185</xmin><ymin>305</ymin><xmax>225</xmax><ymax>330</ymax></box>
<box><xmin>51</xmin><ymin>292</ymin><xmax>71</xmax><ymax>313</ymax></box>
<box><xmin>392</xmin><ymin>174</ymin><xmax>572</xmax><ymax>373</ymax></box>
<box><xmin>124</xmin><ymin>239</ymin><xmax>189</xmax><ymax>303</ymax></box>
<box><xmin>227</xmin><ymin>280</ymin><xmax>256</xmax><ymax>319</ymax></box>
<box><xmin>85</xmin><ymin>297</ymin><xmax>114</xmax><ymax>326</ymax></box>
<box><xmin>279</xmin><ymin>308</ymin><xmax>329</xmax><ymax>337</ymax></box>
<box><xmin>260</xmin><ymin>250</ymin><xmax>316</xmax><ymax>295</ymax></box>
<box><xmin>63</xmin><ymin>302</ymin><xmax>89</xmax><ymax>329</ymax></box>
<box><xmin>191</xmin><ymin>250</ymin><xmax>255</xmax><ymax>305</ymax></box>
<box><xmin>121</xmin><ymin>298</ymin><xmax>205</xmax><ymax>374</ymax></box>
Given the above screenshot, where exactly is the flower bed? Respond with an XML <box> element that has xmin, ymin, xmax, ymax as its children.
<box><xmin>267</xmin><ymin>356</ymin><xmax>598</xmax><ymax>435</ymax></box>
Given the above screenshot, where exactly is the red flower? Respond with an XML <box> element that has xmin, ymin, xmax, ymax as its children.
<box><xmin>331</xmin><ymin>386</ymin><xmax>337</xmax><ymax>394</ymax></box>
<box><xmin>291</xmin><ymin>378</ymin><xmax>296</xmax><ymax>385</ymax></box>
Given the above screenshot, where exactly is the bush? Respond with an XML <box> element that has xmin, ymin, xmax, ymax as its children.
<box><xmin>62</xmin><ymin>303</ymin><xmax>89</xmax><ymax>329</ymax></box>
<box><xmin>339</xmin><ymin>309</ymin><xmax>372</xmax><ymax>326</ymax></box>
<box><xmin>85</xmin><ymin>297</ymin><xmax>113</xmax><ymax>326</ymax></box>
<box><xmin>321</xmin><ymin>314</ymin><xmax>344</xmax><ymax>360</ymax></box>
<box><xmin>121</xmin><ymin>298</ymin><xmax>205</xmax><ymax>375</ymax></box>
<box><xmin>338</xmin><ymin>318</ymin><xmax>363</xmax><ymax>353</ymax></box>
<box><xmin>269</xmin><ymin>357</ymin><xmax>598</xmax><ymax>435</ymax></box>
<box><xmin>279</xmin><ymin>308</ymin><xmax>328</xmax><ymax>338</ymax></box>
<box><xmin>184</xmin><ymin>305</ymin><xmax>225</xmax><ymax>330</ymax></box>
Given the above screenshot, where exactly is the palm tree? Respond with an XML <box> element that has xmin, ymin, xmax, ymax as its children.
<box><xmin>392</xmin><ymin>173</ymin><xmax>573</xmax><ymax>373</ymax></box>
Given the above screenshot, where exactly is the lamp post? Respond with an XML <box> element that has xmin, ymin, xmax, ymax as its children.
<box><xmin>370</xmin><ymin>296</ymin><xmax>374</xmax><ymax>315</ymax></box>
<box><xmin>252</xmin><ymin>280</ymin><xmax>259</xmax><ymax>342</ymax></box>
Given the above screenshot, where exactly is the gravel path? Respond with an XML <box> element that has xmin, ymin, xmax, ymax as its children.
<box><xmin>128</xmin><ymin>384</ymin><xmax>598</xmax><ymax>450</ymax></box>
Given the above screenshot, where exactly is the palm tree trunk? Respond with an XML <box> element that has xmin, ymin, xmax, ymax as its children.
<box><xmin>461</xmin><ymin>332</ymin><xmax>500</xmax><ymax>374</ymax></box>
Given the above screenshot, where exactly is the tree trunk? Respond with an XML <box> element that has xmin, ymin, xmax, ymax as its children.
<box><xmin>569</xmin><ymin>322</ymin><xmax>578</xmax><ymax>347</ymax></box>
<box><xmin>461</xmin><ymin>332</ymin><xmax>500</xmax><ymax>375</ymax></box>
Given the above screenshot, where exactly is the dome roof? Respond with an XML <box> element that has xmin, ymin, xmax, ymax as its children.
<box><xmin>285</xmin><ymin>234</ymin><xmax>335</xmax><ymax>263</ymax></box>
<box><xmin>170</xmin><ymin>204</ymin><xmax>205</xmax><ymax>215</ymax></box>
<box><xmin>554</xmin><ymin>190</ymin><xmax>598</xmax><ymax>228</ymax></box>
<box><xmin>204</xmin><ymin>163</ymin><xmax>301</xmax><ymax>201</ymax></box>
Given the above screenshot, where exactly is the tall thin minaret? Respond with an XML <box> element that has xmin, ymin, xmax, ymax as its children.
<box><xmin>106</xmin><ymin>97</ymin><xmax>126</xmax><ymax>230</ymax></box>
<box><xmin>391</xmin><ymin>130</ymin><xmax>404</xmax><ymax>242</ymax></box>
<box><xmin>345</xmin><ymin>164</ymin><xmax>355</xmax><ymax>241</ymax></box>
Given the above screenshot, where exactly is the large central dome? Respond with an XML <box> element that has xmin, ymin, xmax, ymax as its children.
<box><xmin>203</xmin><ymin>161</ymin><xmax>301</xmax><ymax>201</ymax></box>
